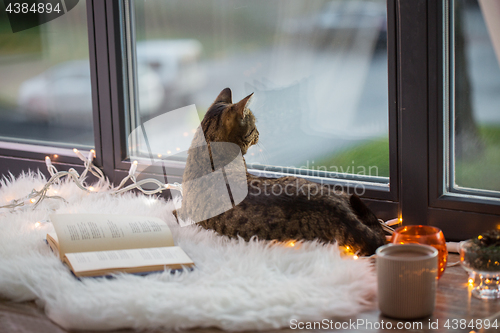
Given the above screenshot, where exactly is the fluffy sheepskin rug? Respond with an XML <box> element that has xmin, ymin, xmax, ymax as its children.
<box><xmin>0</xmin><ymin>172</ymin><xmax>377</xmax><ymax>331</ymax></box>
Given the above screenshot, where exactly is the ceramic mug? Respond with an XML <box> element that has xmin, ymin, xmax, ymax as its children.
<box><xmin>376</xmin><ymin>244</ymin><xmax>438</xmax><ymax>319</ymax></box>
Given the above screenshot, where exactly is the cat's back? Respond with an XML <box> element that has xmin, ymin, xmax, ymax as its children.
<box><xmin>201</xmin><ymin>174</ymin><xmax>356</xmax><ymax>242</ymax></box>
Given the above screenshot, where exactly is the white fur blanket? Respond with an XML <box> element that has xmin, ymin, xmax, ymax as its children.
<box><xmin>0</xmin><ymin>173</ymin><xmax>377</xmax><ymax>331</ymax></box>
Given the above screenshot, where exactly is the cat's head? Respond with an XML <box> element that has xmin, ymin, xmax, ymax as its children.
<box><xmin>201</xmin><ymin>88</ymin><xmax>259</xmax><ymax>155</ymax></box>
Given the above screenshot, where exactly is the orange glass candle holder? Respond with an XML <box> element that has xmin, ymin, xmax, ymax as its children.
<box><xmin>390</xmin><ymin>225</ymin><xmax>447</xmax><ymax>279</ymax></box>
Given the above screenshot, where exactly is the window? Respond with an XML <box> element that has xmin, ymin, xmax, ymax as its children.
<box><xmin>0</xmin><ymin>0</ymin><xmax>498</xmax><ymax>239</ymax></box>
<box><xmin>124</xmin><ymin>0</ymin><xmax>392</xmax><ymax>196</ymax></box>
<box><xmin>447</xmin><ymin>0</ymin><xmax>500</xmax><ymax>197</ymax></box>
<box><xmin>0</xmin><ymin>0</ymin><xmax>94</xmax><ymax>152</ymax></box>
<box><xmin>427</xmin><ymin>0</ymin><xmax>500</xmax><ymax>238</ymax></box>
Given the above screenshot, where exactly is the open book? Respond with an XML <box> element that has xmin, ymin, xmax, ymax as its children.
<box><xmin>47</xmin><ymin>214</ymin><xmax>194</xmax><ymax>277</ymax></box>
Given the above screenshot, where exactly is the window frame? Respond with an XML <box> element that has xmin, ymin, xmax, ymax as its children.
<box><xmin>0</xmin><ymin>0</ymin><xmax>106</xmax><ymax>177</ymax></box>
<box><xmin>427</xmin><ymin>0</ymin><xmax>500</xmax><ymax>238</ymax></box>
<box><xmin>1</xmin><ymin>0</ymin><xmax>499</xmax><ymax>240</ymax></box>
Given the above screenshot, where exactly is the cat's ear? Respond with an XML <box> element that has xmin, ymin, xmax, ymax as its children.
<box><xmin>214</xmin><ymin>88</ymin><xmax>232</xmax><ymax>104</ymax></box>
<box><xmin>235</xmin><ymin>92</ymin><xmax>254</xmax><ymax>119</ymax></box>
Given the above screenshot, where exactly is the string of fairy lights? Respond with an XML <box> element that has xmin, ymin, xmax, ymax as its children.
<box><xmin>0</xmin><ymin>151</ymin><xmax>477</xmax><ymax>290</ymax></box>
<box><xmin>0</xmin><ymin>148</ymin><xmax>398</xmax><ymax>260</ymax></box>
<box><xmin>0</xmin><ymin>148</ymin><xmax>182</xmax><ymax>210</ymax></box>
<box><xmin>0</xmin><ymin>148</ymin><xmax>395</xmax><ymax>236</ymax></box>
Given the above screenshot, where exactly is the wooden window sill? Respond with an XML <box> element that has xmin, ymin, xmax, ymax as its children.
<box><xmin>1</xmin><ymin>254</ymin><xmax>499</xmax><ymax>332</ymax></box>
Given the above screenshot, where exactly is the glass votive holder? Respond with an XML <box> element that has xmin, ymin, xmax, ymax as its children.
<box><xmin>390</xmin><ymin>225</ymin><xmax>447</xmax><ymax>279</ymax></box>
<box><xmin>460</xmin><ymin>239</ymin><xmax>500</xmax><ymax>299</ymax></box>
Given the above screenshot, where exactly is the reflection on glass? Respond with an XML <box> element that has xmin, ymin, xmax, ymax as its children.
<box><xmin>0</xmin><ymin>0</ymin><xmax>93</xmax><ymax>148</ymax></box>
<box><xmin>128</xmin><ymin>0</ymin><xmax>389</xmax><ymax>179</ymax></box>
<box><xmin>452</xmin><ymin>0</ymin><xmax>500</xmax><ymax>193</ymax></box>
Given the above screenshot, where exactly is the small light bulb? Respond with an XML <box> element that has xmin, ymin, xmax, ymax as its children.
<box><xmin>157</xmin><ymin>154</ymin><xmax>162</xmax><ymax>158</ymax></box>
<box><xmin>45</xmin><ymin>156</ymin><xmax>52</xmax><ymax>168</ymax></box>
<box><xmin>73</xmin><ymin>148</ymin><xmax>86</xmax><ymax>162</ymax></box>
<box><xmin>346</xmin><ymin>246</ymin><xmax>350</xmax><ymax>250</ymax></box>
<box><xmin>167</xmin><ymin>150</ymin><xmax>172</xmax><ymax>155</ymax></box>
<box><xmin>30</xmin><ymin>198</ymin><xmax>36</xmax><ymax>203</ymax></box>
<box><xmin>53</xmin><ymin>154</ymin><xmax>58</xmax><ymax>158</ymax></box>
<box><xmin>87</xmin><ymin>150</ymin><xmax>95</xmax><ymax>161</ymax></box>
<box><xmin>129</xmin><ymin>160</ymin><xmax>138</xmax><ymax>176</ymax></box>
<box><xmin>35</xmin><ymin>222</ymin><xmax>41</xmax><ymax>227</ymax></box>
<box><xmin>353</xmin><ymin>255</ymin><xmax>359</xmax><ymax>260</ymax></box>
<box><xmin>89</xmin><ymin>186</ymin><xmax>95</xmax><ymax>192</ymax></box>
<box><xmin>176</xmin><ymin>147</ymin><xmax>180</xmax><ymax>151</ymax></box>
<box><xmin>53</xmin><ymin>190</ymin><xmax>58</xmax><ymax>194</ymax></box>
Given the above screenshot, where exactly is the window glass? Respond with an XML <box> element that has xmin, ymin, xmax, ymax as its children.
<box><xmin>0</xmin><ymin>0</ymin><xmax>93</xmax><ymax>149</ymax></box>
<box><xmin>127</xmin><ymin>0</ymin><xmax>389</xmax><ymax>181</ymax></box>
<box><xmin>450</xmin><ymin>0</ymin><xmax>500</xmax><ymax>194</ymax></box>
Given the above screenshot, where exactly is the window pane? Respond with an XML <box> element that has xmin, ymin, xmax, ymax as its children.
<box><xmin>127</xmin><ymin>0</ymin><xmax>389</xmax><ymax>181</ymax></box>
<box><xmin>0</xmin><ymin>0</ymin><xmax>93</xmax><ymax>149</ymax></box>
<box><xmin>450</xmin><ymin>0</ymin><xmax>500</xmax><ymax>194</ymax></box>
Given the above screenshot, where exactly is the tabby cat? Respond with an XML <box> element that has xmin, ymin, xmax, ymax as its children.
<box><xmin>177</xmin><ymin>88</ymin><xmax>386</xmax><ymax>255</ymax></box>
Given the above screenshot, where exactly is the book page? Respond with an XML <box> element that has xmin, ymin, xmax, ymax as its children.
<box><xmin>46</xmin><ymin>232</ymin><xmax>59</xmax><ymax>256</ymax></box>
<box><xmin>64</xmin><ymin>246</ymin><xmax>193</xmax><ymax>275</ymax></box>
<box><xmin>50</xmin><ymin>214</ymin><xmax>174</xmax><ymax>257</ymax></box>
